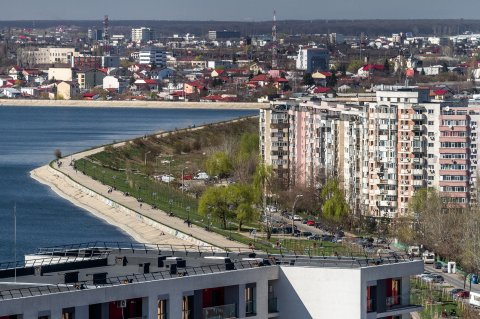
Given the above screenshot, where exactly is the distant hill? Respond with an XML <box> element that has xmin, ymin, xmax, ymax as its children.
<box><xmin>1</xmin><ymin>19</ymin><xmax>480</xmax><ymax>37</ymax></box>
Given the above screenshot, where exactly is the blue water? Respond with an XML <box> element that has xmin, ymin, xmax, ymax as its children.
<box><xmin>0</xmin><ymin>106</ymin><xmax>256</xmax><ymax>261</ymax></box>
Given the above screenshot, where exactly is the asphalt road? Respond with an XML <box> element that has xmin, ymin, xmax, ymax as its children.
<box><xmin>424</xmin><ymin>263</ymin><xmax>480</xmax><ymax>294</ymax></box>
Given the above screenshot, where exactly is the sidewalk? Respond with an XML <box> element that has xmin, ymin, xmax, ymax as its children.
<box><xmin>32</xmin><ymin>142</ymin><xmax>248</xmax><ymax>250</ymax></box>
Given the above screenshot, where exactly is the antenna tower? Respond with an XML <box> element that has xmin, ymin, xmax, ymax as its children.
<box><xmin>271</xmin><ymin>9</ymin><xmax>277</xmax><ymax>69</ymax></box>
<box><xmin>103</xmin><ymin>15</ymin><xmax>110</xmax><ymax>44</ymax></box>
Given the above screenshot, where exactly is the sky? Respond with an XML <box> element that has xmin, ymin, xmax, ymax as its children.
<box><xmin>1</xmin><ymin>0</ymin><xmax>480</xmax><ymax>21</ymax></box>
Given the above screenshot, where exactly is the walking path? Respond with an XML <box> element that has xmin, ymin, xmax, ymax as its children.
<box><xmin>31</xmin><ymin>130</ymin><xmax>250</xmax><ymax>250</ymax></box>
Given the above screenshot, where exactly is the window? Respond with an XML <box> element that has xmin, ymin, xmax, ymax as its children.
<box><xmin>428</xmin><ymin>121</ymin><xmax>434</xmax><ymax>125</ymax></box>
<box><xmin>428</xmin><ymin>109</ymin><xmax>434</xmax><ymax>114</ymax></box>
<box><xmin>367</xmin><ymin>286</ymin><xmax>377</xmax><ymax>312</ymax></box>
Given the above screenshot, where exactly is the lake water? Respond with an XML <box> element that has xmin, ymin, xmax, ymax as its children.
<box><xmin>0</xmin><ymin>106</ymin><xmax>256</xmax><ymax>262</ymax></box>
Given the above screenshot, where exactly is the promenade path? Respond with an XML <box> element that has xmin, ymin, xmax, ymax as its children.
<box><xmin>31</xmin><ymin>136</ymin><xmax>249</xmax><ymax>250</ymax></box>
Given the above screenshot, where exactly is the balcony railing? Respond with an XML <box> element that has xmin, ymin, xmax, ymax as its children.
<box><xmin>203</xmin><ymin>303</ymin><xmax>237</xmax><ymax>319</ymax></box>
<box><xmin>268</xmin><ymin>297</ymin><xmax>278</xmax><ymax>313</ymax></box>
<box><xmin>386</xmin><ymin>294</ymin><xmax>410</xmax><ymax>309</ymax></box>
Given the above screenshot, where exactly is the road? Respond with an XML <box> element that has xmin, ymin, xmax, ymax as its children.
<box><xmin>424</xmin><ymin>263</ymin><xmax>480</xmax><ymax>294</ymax></box>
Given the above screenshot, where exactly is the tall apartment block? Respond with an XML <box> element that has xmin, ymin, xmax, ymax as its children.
<box><xmin>261</xmin><ymin>87</ymin><xmax>480</xmax><ymax>218</ymax></box>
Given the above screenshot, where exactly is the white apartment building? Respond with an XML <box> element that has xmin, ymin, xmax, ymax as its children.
<box><xmin>296</xmin><ymin>47</ymin><xmax>330</xmax><ymax>73</ymax></box>
<box><xmin>19</xmin><ymin>47</ymin><xmax>79</xmax><ymax>66</ymax></box>
<box><xmin>131</xmin><ymin>27</ymin><xmax>155</xmax><ymax>43</ymax></box>
<box><xmin>139</xmin><ymin>48</ymin><xmax>166</xmax><ymax>67</ymax></box>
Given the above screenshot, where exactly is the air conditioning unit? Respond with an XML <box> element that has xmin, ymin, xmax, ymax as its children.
<box><xmin>116</xmin><ymin>300</ymin><xmax>127</xmax><ymax>308</ymax></box>
<box><xmin>428</xmin><ymin>181</ymin><xmax>432</xmax><ymax>185</ymax></box>
<box><xmin>430</xmin><ymin>136</ymin><xmax>435</xmax><ymax>140</ymax></box>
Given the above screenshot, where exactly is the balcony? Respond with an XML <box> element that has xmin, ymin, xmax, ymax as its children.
<box><xmin>203</xmin><ymin>303</ymin><xmax>237</xmax><ymax>319</ymax></box>
<box><xmin>381</xmin><ymin>293</ymin><xmax>422</xmax><ymax>315</ymax></box>
<box><xmin>268</xmin><ymin>297</ymin><xmax>278</xmax><ymax>313</ymax></box>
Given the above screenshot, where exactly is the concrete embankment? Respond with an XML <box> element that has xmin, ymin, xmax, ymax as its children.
<box><xmin>0</xmin><ymin>99</ymin><xmax>263</xmax><ymax>110</ymax></box>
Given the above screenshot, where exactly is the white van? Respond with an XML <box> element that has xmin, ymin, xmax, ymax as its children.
<box><xmin>408</xmin><ymin>245</ymin><xmax>421</xmax><ymax>257</ymax></box>
<box><xmin>470</xmin><ymin>291</ymin><xmax>480</xmax><ymax>308</ymax></box>
<box><xmin>422</xmin><ymin>251</ymin><xmax>435</xmax><ymax>264</ymax></box>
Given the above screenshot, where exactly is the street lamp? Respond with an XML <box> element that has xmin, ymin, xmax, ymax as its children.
<box><xmin>144</xmin><ymin>151</ymin><xmax>151</xmax><ymax>166</ymax></box>
<box><xmin>186</xmin><ymin>206</ymin><xmax>191</xmax><ymax>222</ymax></box>
<box><xmin>291</xmin><ymin>194</ymin><xmax>303</xmax><ymax>237</ymax></box>
<box><xmin>112</xmin><ymin>175</ymin><xmax>116</xmax><ymax>189</ymax></box>
<box><xmin>181</xmin><ymin>167</ymin><xmax>188</xmax><ymax>194</ymax></box>
<box><xmin>169</xmin><ymin>199</ymin><xmax>173</xmax><ymax>216</ymax></box>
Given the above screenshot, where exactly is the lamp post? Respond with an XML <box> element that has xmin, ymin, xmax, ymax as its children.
<box><xmin>144</xmin><ymin>151</ymin><xmax>151</xmax><ymax>166</ymax></box>
<box><xmin>112</xmin><ymin>175</ymin><xmax>116</xmax><ymax>189</ymax></box>
<box><xmin>181</xmin><ymin>167</ymin><xmax>188</xmax><ymax>194</ymax></box>
<box><xmin>291</xmin><ymin>194</ymin><xmax>303</xmax><ymax>237</ymax></box>
<box><xmin>186</xmin><ymin>206</ymin><xmax>191</xmax><ymax>222</ymax></box>
<box><xmin>168</xmin><ymin>199</ymin><xmax>173</xmax><ymax>216</ymax></box>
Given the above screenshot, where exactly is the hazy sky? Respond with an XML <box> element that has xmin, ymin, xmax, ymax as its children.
<box><xmin>1</xmin><ymin>0</ymin><xmax>479</xmax><ymax>20</ymax></box>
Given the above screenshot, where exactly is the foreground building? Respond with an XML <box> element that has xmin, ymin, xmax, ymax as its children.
<box><xmin>0</xmin><ymin>243</ymin><xmax>422</xmax><ymax>319</ymax></box>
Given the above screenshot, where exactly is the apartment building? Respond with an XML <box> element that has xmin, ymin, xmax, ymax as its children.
<box><xmin>131</xmin><ymin>27</ymin><xmax>155</xmax><ymax>43</ymax></box>
<box><xmin>296</xmin><ymin>47</ymin><xmax>330</xmax><ymax>73</ymax></box>
<box><xmin>18</xmin><ymin>47</ymin><xmax>78</xmax><ymax>66</ymax></box>
<box><xmin>261</xmin><ymin>88</ymin><xmax>480</xmax><ymax>218</ymax></box>
<box><xmin>261</xmin><ymin>101</ymin><xmax>367</xmax><ymax>213</ymax></box>
<box><xmin>0</xmin><ymin>243</ymin><xmax>423</xmax><ymax>319</ymax></box>
<box><xmin>139</xmin><ymin>48</ymin><xmax>166</xmax><ymax>67</ymax></box>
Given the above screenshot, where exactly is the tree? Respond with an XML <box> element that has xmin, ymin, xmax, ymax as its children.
<box><xmin>320</xmin><ymin>178</ymin><xmax>349</xmax><ymax>224</ymax></box>
<box><xmin>326</xmin><ymin>70</ymin><xmax>337</xmax><ymax>87</ymax></box>
<box><xmin>198</xmin><ymin>187</ymin><xmax>232</xmax><ymax>229</ymax></box>
<box><xmin>461</xmin><ymin>207</ymin><xmax>480</xmax><ymax>274</ymax></box>
<box><xmin>204</xmin><ymin>152</ymin><xmax>233</xmax><ymax>178</ymax></box>
<box><xmin>383</xmin><ymin>59</ymin><xmax>390</xmax><ymax>74</ymax></box>
<box><xmin>302</xmin><ymin>72</ymin><xmax>314</xmax><ymax>86</ymax></box>
<box><xmin>227</xmin><ymin>184</ymin><xmax>257</xmax><ymax>231</ymax></box>
<box><xmin>253</xmin><ymin>164</ymin><xmax>274</xmax><ymax>239</ymax></box>
<box><xmin>53</xmin><ymin>149</ymin><xmax>62</xmax><ymax>160</ymax></box>
<box><xmin>347</xmin><ymin>59</ymin><xmax>364</xmax><ymax>74</ymax></box>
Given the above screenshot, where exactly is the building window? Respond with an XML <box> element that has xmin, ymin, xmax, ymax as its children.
<box><xmin>367</xmin><ymin>286</ymin><xmax>376</xmax><ymax>312</ymax></box>
<box><xmin>158</xmin><ymin>299</ymin><xmax>167</xmax><ymax>319</ymax></box>
<box><xmin>246</xmin><ymin>286</ymin><xmax>256</xmax><ymax>315</ymax></box>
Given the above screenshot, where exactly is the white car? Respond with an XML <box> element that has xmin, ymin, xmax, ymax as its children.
<box><xmin>293</xmin><ymin>215</ymin><xmax>302</xmax><ymax>221</ymax></box>
<box><xmin>161</xmin><ymin>175</ymin><xmax>175</xmax><ymax>183</ymax></box>
<box><xmin>194</xmin><ymin>172</ymin><xmax>210</xmax><ymax>180</ymax></box>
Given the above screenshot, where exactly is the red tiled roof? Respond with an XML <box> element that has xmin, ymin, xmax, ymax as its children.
<box><xmin>250</xmin><ymin>74</ymin><xmax>270</xmax><ymax>82</ymax></box>
<box><xmin>362</xmin><ymin>64</ymin><xmax>385</xmax><ymax>71</ymax></box>
<box><xmin>433</xmin><ymin>89</ymin><xmax>448</xmax><ymax>96</ymax></box>
<box><xmin>313</xmin><ymin>87</ymin><xmax>331</xmax><ymax>94</ymax></box>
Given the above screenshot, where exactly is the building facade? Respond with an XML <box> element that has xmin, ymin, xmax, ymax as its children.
<box><xmin>260</xmin><ymin>88</ymin><xmax>480</xmax><ymax>218</ymax></box>
<box><xmin>139</xmin><ymin>48</ymin><xmax>166</xmax><ymax>67</ymax></box>
<box><xmin>131</xmin><ymin>27</ymin><xmax>155</xmax><ymax>43</ymax></box>
<box><xmin>296</xmin><ymin>48</ymin><xmax>330</xmax><ymax>73</ymax></box>
<box><xmin>0</xmin><ymin>244</ymin><xmax>423</xmax><ymax>319</ymax></box>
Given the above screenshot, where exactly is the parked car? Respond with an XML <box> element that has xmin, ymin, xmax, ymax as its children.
<box><xmin>293</xmin><ymin>215</ymin><xmax>302</xmax><ymax>221</ymax></box>
<box><xmin>454</xmin><ymin>290</ymin><xmax>470</xmax><ymax>299</ymax></box>
<box><xmin>423</xmin><ymin>274</ymin><xmax>444</xmax><ymax>283</ymax></box>
<box><xmin>306</xmin><ymin>220</ymin><xmax>315</xmax><ymax>226</ymax></box>
<box><xmin>301</xmin><ymin>231</ymin><xmax>313</xmax><ymax>237</ymax></box>
<box><xmin>193</xmin><ymin>172</ymin><xmax>209</xmax><ymax>180</ymax></box>
<box><xmin>442</xmin><ymin>265</ymin><xmax>449</xmax><ymax>273</ymax></box>
<box><xmin>308</xmin><ymin>234</ymin><xmax>320</xmax><ymax>240</ymax></box>
<box><xmin>450</xmin><ymin>288</ymin><xmax>465</xmax><ymax>296</ymax></box>
<box><xmin>434</xmin><ymin>261</ymin><xmax>443</xmax><ymax>270</ymax></box>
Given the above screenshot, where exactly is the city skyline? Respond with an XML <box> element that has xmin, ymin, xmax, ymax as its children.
<box><xmin>0</xmin><ymin>0</ymin><xmax>480</xmax><ymax>21</ymax></box>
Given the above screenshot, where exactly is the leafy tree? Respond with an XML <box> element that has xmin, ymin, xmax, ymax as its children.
<box><xmin>227</xmin><ymin>184</ymin><xmax>257</xmax><ymax>231</ymax></box>
<box><xmin>347</xmin><ymin>59</ymin><xmax>364</xmax><ymax>73</ymax></box>
<box><xmin>320</xmin><ymin>178</ymin><xmax>349</xmax><ymax>224</ymax></box>
<box><xmin>198</xmin><ymin>187</ymin><xmax>232</xmax><ymax>229</ymax></box>
<box><xmin>205</xmin><ymin>152</ymin><xmax>233</xmax><ymax>178</ymax></box>
<box><xmin>326</xmin><ymin>69</ymin><xmax>337</xmax><ymax>87</ymax></box>
<box><xmin>238</xmin><ymin>132</ymin><xmax>259</xmax><ymax>161</ymax></box>
<box><xmin>235</xmin><ymin>203</ymin><xmax>257</xmax><ymax>231</ymax></box>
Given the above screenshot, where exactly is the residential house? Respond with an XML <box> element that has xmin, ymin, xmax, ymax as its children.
<box><xmin>103</xmin><ymin>76</ymin><xmax>127</xmax><ymax>93</ymax></box>
<box><xmin>56</xmin><ymin>81</ymin><xmax>79</xmax><ymax>100</ymax></box>
<box><xmin>76</xmin><ymin>69</ymin><xmax>106</xmax><ymax>89</ymax></box>
<box><xmin>184</xmin><ymin>80</ymin><xmax>207</xmax><ymax>95</ymax></box>
<box><xmin>48</xmin><ymin>67</ymin><xmax>74</xmax><ymax>82</ymax></box>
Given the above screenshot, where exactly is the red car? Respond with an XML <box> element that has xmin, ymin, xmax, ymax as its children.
<box><xmin>454</xmin><ymin>290</ymin><xmax>470</xmax><ymax>299</ymax></box>
<box><xmin>306</xmin><ymin>220</ymin><xmax>315</xmax><ymax>226</ymax></box>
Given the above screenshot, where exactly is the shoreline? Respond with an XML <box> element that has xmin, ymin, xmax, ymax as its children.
<box><xmin>0</xmin><ymin>99</ymin><xmax>264</xmax><ymax>109</ymax></box>
<box><xmin>29</xmin><ymin>119</ymin><xmax>250</xmax><ymax>250</ymax></box>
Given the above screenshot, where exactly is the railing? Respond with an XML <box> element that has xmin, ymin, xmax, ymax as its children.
<box><xmin>0</xmin><ymin>261</ymin><xmax>263</xmax><ymax>301</ymax></box>
<box><xmin>245</xmin><ymin>300</ymin><xmax>255</xmax><ymax>315</ymax></box>
<box><xmin>203</xmin><ymin>303</ymin><xmax>236</xmax><ymax>319</ymax></box>
<box><xmin>386</xmin><ymin>293</ymin><xmax>411</xmax><ymax>309</ymax></box>
<box><xmin>268</xmin><ymin>297</ymin><xmax>278</xmax><ymax>313</ymax></box>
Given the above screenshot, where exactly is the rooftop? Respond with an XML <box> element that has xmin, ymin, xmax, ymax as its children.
<box><xmin>0</xmin><ymin>242</ymin><xmax>418</xmax><ymax>301</ymax></box>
